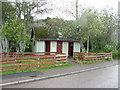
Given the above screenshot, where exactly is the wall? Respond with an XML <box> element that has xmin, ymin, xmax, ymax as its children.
<box><xmin>34</xmin><ymin>41</ymin><xmax>45</xmax><ymax>52</ymax></box>
<box><xmin>62</xmin><ymin>42</ymin><xmax>68</xmax><ymax>56</ymax></box>
<box><xmin>33</xmin><ymin>41</ymin><xmax>80</xmax><ymax>55</ymax></box>
<box><xmin>50</xmin><ymin>41</ymin><xmax>57</xmax><ymax>52</ymax></box>
<box><xmin>73</xmin><ymin>42</ymin><xmax>80</xmax><ymax>52</ymax></box>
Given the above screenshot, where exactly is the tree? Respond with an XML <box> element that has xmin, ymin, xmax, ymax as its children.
<box><xmin>2</xmin><ymin>2</ymin><xmax>16</xmax><ymax>24</ymax></box>
<box><xmin>35</xmin><ymin>17</ymin><xmax>77</xmax><ymax>39</ymax></box>
<box><xmin>14</xmin><ymin>0</ymin><xmax>49</xmax><ymax>30</ymax></box>
<box><xmin>99</xmin><ymin>8</ymin><xmax>118</xmax><ymax>48</ymax></box>
<box><xmin>2</xmin><ymin>18</ymin><xmax>29</xmax><ymax>52</ymax></box>
<box><xmin>1</xmin><ymin>0</ymin><xmax>51</xmax><ymax>52</ymax></box>
<box><xmin>43</xmin><ymin>18</ymin><xmax>65</xmax><ymax>38</ymax></box>
<box><xmin>79</xmin><ymin>10</ymin><xmax>104</xmax><ymax>53</ymax></box>
<box><xmin>34</xmin><ymin>26</ymin><xmax>50</xmax><ymax>39</ymax></box>
<box><xmin>64</xmin><ymin>0</ymin><xmax>91</xmax><ymax>52</ymax></box>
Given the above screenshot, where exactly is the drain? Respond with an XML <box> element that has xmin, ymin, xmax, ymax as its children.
<box><xmin>29</xmin><ymin>75</ymin><xmax>37</xmax><ymax>77</ymax></box>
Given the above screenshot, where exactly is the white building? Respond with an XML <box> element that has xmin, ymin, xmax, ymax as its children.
<box><xmin>33</xmin><ymin>39</ymin><xmax>81</xmax><ymax>56</ymax></box>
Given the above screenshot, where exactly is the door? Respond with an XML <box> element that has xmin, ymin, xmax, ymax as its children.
<box><xmin>45</xmin><ymin>41</ymin><xmax>50</xmax><ymax>54</ymax></box>
<box><xmin>68</xmin><ymin>42</ymin><xmax>73</xmax><ymax>56</ymax></box>
<box><xmin>57</xmin><ymin>41</ymin><xmax>62</xmax><ymax>54</ymax></box>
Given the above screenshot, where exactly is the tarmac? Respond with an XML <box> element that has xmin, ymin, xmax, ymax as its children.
<box><xmin>0</xmin><ymin>59</ymin><xmax>118</xmax><ymax>86</ymax></box>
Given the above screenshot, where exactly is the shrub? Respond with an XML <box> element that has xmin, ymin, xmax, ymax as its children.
<box><xmin>95</xmin><ymin>50</ymin><xmax>105</xmax><ymax>53</ymax></box>
<box><xmin>103</xmin><ymin>45</ymin><xmax>115</xmax><ymax>53</ymax></box>
<box><xmin>112</xmin><ymin>49</ymin><xmax>118</xmax><ymax>59</ymax></box>
<box><xmin>2</xmin><ymin>18</ymin><xmax>30</xmax><ymax>52</ymax></box>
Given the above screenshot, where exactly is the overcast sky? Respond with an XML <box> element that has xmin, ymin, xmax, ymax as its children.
<box><xmin>35</xmin><ymin>0</ymin><xmax>119</xmax><ymax>20</ymax></box>
<box><xmin>8</xmin><ymin>0</ymin><xmax>120</xmax><ymax>20</ymax></box>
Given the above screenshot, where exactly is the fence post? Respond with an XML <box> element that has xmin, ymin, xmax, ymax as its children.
<box><xmin>111</xmin><ymin>52</ymin><xmax>112</xmax><ymax>59</ymax></box>
<box><xmin>55</xmin><ymin>54</ymin><xmax>59</xmax><ymax>66</ymax></box>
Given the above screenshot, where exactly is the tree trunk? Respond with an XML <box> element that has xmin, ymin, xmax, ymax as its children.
<box><xmin>87</xmin><ymin>36</ymin><xmax>89</xmax><ymax>53</ymax></box>
<box><xmin>91</xmin><ymin>41</ymin><xmax>93</xmax><ymax>51</ymax></box>
<box><xmin>80</xmin><ymin>40</ymin><xmax>86</xmax><ymax>52</ymax></box>
<box><xmin>76</xmin><ymin>0</ymin><xmax>78</xmax><ymax>22</ymax></box>
<box><xmin>0</xmin><ymin>37</ymin><xmax>9</xmax><ymax>53</ymax></box>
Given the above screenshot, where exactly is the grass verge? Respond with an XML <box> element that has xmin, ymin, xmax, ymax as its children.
<box><xmin>1</xmin><ymin>62</ymin><xmax>73</xmax><ymax>75</ymax></box>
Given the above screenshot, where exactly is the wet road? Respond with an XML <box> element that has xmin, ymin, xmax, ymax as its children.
<box><xmin>3</xmin><ymin>65</ymin><xmax>118</xmax><ymax>88</ymax></box>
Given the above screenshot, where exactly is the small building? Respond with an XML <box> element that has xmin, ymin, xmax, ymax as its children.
<box><xmin>33</xmin><ymin>39</ymin><xmax>80</xmax><ymax>56</ymax></box>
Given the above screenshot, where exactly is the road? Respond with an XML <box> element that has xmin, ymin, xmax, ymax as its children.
<box><xmin>3</xmin><ymin>65</ymin><xmax>118</xmax><ymax>88</ymax></box>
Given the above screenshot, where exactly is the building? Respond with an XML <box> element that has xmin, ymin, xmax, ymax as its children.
<box><xmin>33</xmin><ymin>39</ymin><xmax>80</xmax><ymax>56</ymax></box>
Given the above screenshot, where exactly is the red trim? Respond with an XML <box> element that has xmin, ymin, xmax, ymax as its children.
<box><xmin>45</xmin><ymin>41</ymin><xmax>50</xmax><ymax>52</ymax></box>
<box><xmin>68</xmin><ymin>42</ymin><xmax>73</xmax><ymax>56</ymax></box>
<box><xmin>68</xmin><ymin>43</ymin><xmax>70</xmax><ymax>55</ymax></box>
<box><xmin>57</xmin><ymin>41</ymin><xmax>62</xmax><ymax>54</ymax></box>
<box><xmin>34</xmin><ymin>39</ymin><xmax>80</xmax><ymax>42</ymax></box>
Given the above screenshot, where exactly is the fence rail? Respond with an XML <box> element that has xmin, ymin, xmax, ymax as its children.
<box><xmin>73</xmin><ymin>52</ymin><xmax>112</xmax><ymax>61</ymax></box>
<box><xmin>0</xmin><ymin>52</ymin><xmax>67</xmax><ymax>74</ymax></box>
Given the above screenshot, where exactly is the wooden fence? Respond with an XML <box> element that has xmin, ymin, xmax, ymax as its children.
<box><xmin>73</xmin><ymin>52</ymin><xmax>112</xmax><ymax>61</ymax></box>
<box><xmin>0</xmin><ymin>52</ymin><xmax>67</xmax><ymax>74</ymax></box>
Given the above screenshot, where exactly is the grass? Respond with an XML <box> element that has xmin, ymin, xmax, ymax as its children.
<box><xmin>36</xmin><ymin>62</ymin><xmax>73</xmax><ymax>71</ymax></box>
<box><xmin>2</xmin><ymin>58</ymin><xmax>55</xmax><ymax>67</ymax></box>
<box><xmin>1</xmin><ymin>58</ymin><xmax>73</xmax><ymax>75</ymax></box>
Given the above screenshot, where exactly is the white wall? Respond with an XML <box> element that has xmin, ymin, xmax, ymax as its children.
<box><xmin>50</xmin><ymin>41</ymin><xmax>57</xmax><ymax>52</ymax></box>
<box><xmin>62</xmin><ymin>42</ymin><xmax>68</xmax><ymax>56</ymax></box>
<box><xmin>73</xmin><ymin>42</ymin><xmax>80</xmax><ymax>52</ymax></box>
<box><xmin>35</xmin><ymin>41</ymin><xmax>45</xmax><ymax>52</ymax></box>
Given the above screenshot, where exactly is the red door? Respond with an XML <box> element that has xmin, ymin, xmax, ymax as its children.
<box><xmin>57</xmin><ymin>41</ymin><xmax>62</xmax><ymax>54</ymax></box>
<box><xmin>68</xmin><ymin>42</ymin><xmax>73</xmax><ymax>56</ymax></box>
<box><xmin>45</xmin><ymin>41</ymin><xmax>50</xmax><ymax>54</ymax></box>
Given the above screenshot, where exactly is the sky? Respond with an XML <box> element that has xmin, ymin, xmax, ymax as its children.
<box><xmin>8</xmin><ymin>0</ymin><xmax>120</xmax><ymax>20</ymax></box>
<box><xmin>35</xmin><ymin>0</ymin><xmax>120</xmax><ymax>20</ymax></box>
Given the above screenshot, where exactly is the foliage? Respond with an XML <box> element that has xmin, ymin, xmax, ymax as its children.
<box><xmin>2</xmin><ymin>18</ymin><xmax>30</xmax><ymax>52</ymax></box>
<box><xmin>34</xmin><ymin>26</ymin><xmax>50</xmax><ymax>39</ymax></box>
<box><xmin>78</xmin><ymin>8</ymin><xmax>117</xmax><ymax>53</ymax></box>
<box><xmin>35</xmin><ymin>18</ymin><xmax>76</xmax><ymax>39</ymax></box>
<box><xmin>44</xmin><ymin>18</ymin><xmax>65</xmax><ymax>38</ymax></box>
<box><xmin>112</xmin><ymin>48</ymin><xmax>120</xmax><ymax>59</ymax></box>
<box><xmin>103</xmin><ymin>45</ymin><xmax>115</xmax><ymax>53</ymax></box>
<box><xmin>13</xmin><ymin>0</ymin><xmax>49</xmax><ymax>30</ymax></box>
<box><xmin>1</xmin><ymin>1</ymin><xmax>50</xmax><ymax>52</ymax></box>
<box><xmin>2</xmin><ymin>2</ymin><xmax>16</xmax><ymax>24</ymax></box>
<box><xmin>79</xmin><ymin>10</ymin><xmax>105</xmax><ymax>52</ymax></box>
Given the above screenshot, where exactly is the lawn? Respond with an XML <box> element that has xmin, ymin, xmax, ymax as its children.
<box><xmin>1</xmin><ymin>58</ymin><xmax>73</xmax><ymax>75</ymax></box>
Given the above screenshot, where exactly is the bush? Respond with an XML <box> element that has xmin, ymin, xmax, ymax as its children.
<box><xmin>112</xmin><ymin>49</ymin><xmax>118</xmax><ymax>59</ymax></box>
<box><xmin>95</xmin><ymin>50</ymin><xmax>105</xmax><ymax>53</ymax></box>
<box><xmin>2</xmin><ymin>18</ymin><xmax>29</xmax><ymax>52</ymax></box>
<box><xmin>105</xmin><ymin>58</ymin><xmax>112</xmax><ymax>61</ymax></box>
<box><xmin>118</xmin><ymin>49</ymin><xmax>120</xmax><ymax>58</ymax></box>
<box><xmin>103</xmin><ymin>45</ymin><xmax>115</xmax><ymax>53</ymax></box>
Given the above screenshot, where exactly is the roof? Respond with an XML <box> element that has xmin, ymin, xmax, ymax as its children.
<box><xmin>34</xmin><ymin>38</ymin><xmax>80</xmax><ymax>42</ymax></box>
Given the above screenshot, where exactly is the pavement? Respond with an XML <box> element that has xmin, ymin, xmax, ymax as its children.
<box><xmin>1</xmin><ymin>71</ymin><xmax>43</xmax><ymax>79</ymax></box>
<box><xmin>1</xmin><ymin>59</ymin><xmax>118</xmax><ymax>86</ymax></box>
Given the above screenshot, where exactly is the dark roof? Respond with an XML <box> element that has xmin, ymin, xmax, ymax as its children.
<box><xmin>34</xmin><ymin>38</ymin><xmax>80</xmax><ymax>42</ymax></box>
